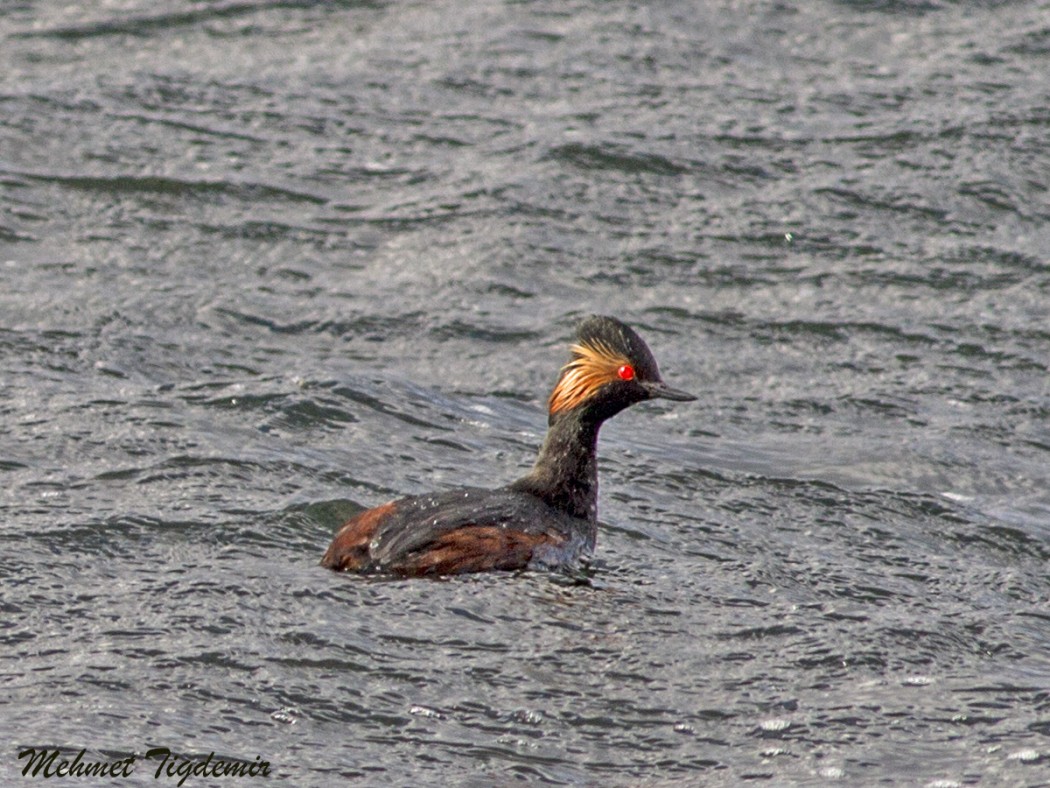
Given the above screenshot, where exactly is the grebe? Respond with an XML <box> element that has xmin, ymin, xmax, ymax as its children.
<box><xmin>321</xmin><ymin>315</ymin><xmax>694</xmax><ymax>576</ymax></box>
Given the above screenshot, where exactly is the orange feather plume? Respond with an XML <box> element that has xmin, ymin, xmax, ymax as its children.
<box><xmin>548</xmin><ymin>339</ymin><xmax>632</xmax><ymax>414</ymax></box>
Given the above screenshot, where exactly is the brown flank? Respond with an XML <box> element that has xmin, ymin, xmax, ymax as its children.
<box><xmin>393</xmin><ymin>526</ymin><xmax>565</xmax><ymax>576</ymax></box>
<box><xmin>320</xmin><ymin>501</ymin><xmax>397</xmax><ymax>571</ymax></box>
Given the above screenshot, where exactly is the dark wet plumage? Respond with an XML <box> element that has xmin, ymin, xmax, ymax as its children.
<box><xmin>321</xmin><ymin>315</ymin><xmax>695</xmax><ymax>577</ymax></box>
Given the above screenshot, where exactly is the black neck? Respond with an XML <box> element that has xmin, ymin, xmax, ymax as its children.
<box><xmin>509</xmin><ymin>408</ymin><xmax>602</xmax><ymax>521</ymax></box>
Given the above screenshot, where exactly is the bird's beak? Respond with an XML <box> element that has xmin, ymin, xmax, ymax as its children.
<box><xmin>643</xmin><ymin>381</ymin><xmax>697</xmax><ymax>402</ymax></box>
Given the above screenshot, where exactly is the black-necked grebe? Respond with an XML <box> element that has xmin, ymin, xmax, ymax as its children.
<box><xmin>321</xmin><ymin>315</ymin><xmax>694</xmax><ymax>577</ymax></box>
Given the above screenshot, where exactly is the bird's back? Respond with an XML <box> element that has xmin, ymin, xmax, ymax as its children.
<box><xmin>320</xmin><ymin>486</ymin><xmax>594</xmax><ymax>576</ymax></box>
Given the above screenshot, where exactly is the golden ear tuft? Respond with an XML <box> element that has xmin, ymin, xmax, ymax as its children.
<box><xmin>548</xmin><ymin>339</ymin><xmax>632</xmax><ymax>414</ymax></box>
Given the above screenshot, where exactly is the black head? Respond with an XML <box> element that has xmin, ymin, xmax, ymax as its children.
<box><xmin>548</xmin><ymin>315</ymin><xmax>695</xmax><ymax>420</ymax></box>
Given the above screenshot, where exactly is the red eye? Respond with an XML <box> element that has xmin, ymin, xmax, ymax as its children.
<box><xmin>617</xmin><ymin>364</ymin><xmax>635</xmax><ymax>381</ymax></box>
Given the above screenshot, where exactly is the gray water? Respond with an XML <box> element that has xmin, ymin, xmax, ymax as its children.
<box><xmin>2</xmin><ymin>0</ymin><xmax>1049</xmax><ymax>784</ymax></box>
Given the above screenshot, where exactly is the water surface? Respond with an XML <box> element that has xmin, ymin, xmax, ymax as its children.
<box><xmin>2</xmin><ymin>0</ymin><xmax>1049</xmax><ymax>784</ymax></box>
